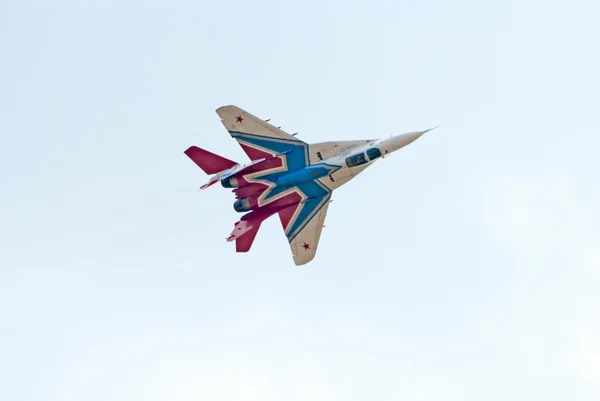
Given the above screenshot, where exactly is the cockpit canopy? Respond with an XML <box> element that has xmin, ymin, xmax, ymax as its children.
<box><xmin>345</xmin><ymin>147</ymin><xmax>382</xmax><ymax>168</ymax></box>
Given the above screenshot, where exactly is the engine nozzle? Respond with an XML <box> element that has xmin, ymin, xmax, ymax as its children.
<box><xmin>221</xmin><ymin>176</ymin><xmax>239</xmax><ymax>188</ymax></box>
<box><xmin>233</xmin><ymin>197</ymin><xmax>251</xmax><ymax>212</ymax></box>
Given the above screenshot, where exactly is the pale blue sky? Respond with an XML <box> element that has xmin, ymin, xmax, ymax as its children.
<box><xmin>1</xmin><ymin>1</ymin><xmax>599</xmax><ymax>400</ymax></box>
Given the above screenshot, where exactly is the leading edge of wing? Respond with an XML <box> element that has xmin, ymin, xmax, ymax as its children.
<box><xmin>216</xmin><ymin>105</ymin><xmax>299</xmax><ymax>142</ymax></box>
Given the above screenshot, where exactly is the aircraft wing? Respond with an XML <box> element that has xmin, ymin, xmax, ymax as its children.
<box><xmin>216</xmin><ymin>105</ymin><xmax>307</xmax><ymax>161</ymax></box>
<box><xmin>278</xmin><ymin>194</ymin><xmax>331</xmax><ymax>266</ymax></box>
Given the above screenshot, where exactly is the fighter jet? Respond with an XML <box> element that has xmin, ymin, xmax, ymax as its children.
<box><xmin>185</xmin><ymin>105</ymin><xmax>434</xmax><ymax>265</ymax></box>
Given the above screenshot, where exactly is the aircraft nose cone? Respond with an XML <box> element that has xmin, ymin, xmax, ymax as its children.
<box><xmin>382</xmin><ymin>127</ymin><xmax>437</xmax><ymax>154</ymax></box>
<box><xmin>400</xmin><ymin>130</ymin><xmax>426</xmax><ymax>146</ymax></box>
<box><xmin>401</xmin><ymin>126</ymin><xmax>440</xmax><ymax>145</ymax></box>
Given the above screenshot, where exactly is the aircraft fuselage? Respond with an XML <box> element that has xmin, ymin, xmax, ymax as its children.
<box><xmin>185</xmin><ymin>104</ymin><xmax>435</xmax><ymax>265</ymax></box>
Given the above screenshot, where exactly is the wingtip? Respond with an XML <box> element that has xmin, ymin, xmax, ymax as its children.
<box><xmin>215</xmin><ymin>104</ymin><xmax>238</xmax><ymax>113</ymax></box>
<box><xmin>293</xmin><ymin>252</ymin><xmax>316</xmax><ymax>266</ymax></box>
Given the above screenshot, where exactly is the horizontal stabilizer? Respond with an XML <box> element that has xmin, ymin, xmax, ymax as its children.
<box><xmin>199</xmin><ymin>155</ymin><xmax>282</xmax><ymax>190</ymax></box>
<box><xmin>226</xmin><ymin>220</ymin><xmax>261</xmax><ymax>253</ymax></box>
<box><xmin>236</xmin><ymin>223</ymin><xmax>260</xmax><ymax>253</ymax></box>
<box><xmin>184</xmin><ymin>146</ymin><xmax>237</xmax><ymax>175</ymax></box>
<box><xmin>226</xmin><ymin>220</ymin><xmax>254</xmax><ymax>242</ymax></box>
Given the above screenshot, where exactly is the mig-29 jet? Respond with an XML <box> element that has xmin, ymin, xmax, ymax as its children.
<box><xmin>185</xmin><ymin>105</ymin><xmax>434</xmax><ymax>266</ymax></box>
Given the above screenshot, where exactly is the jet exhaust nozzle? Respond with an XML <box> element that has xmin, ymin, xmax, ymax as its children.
<box><xmin>221</xmin><ymin>176</ymin><xmax>239</xmax><ymax>188</ymax></box>
<box><xmin>233</xmin><ymin>197</ymin><xmax>251</xmax><ymax>212</ymax></box>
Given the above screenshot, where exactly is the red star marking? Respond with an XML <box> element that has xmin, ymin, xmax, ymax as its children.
<box><xmin>303</xmin><ymin>242</ymin><xmax>310</xmax><ymax>250</ymax></box>
<box><xmin>236</xmin><ymin>115</ymin><xmax>244</xmax><ymax>123</ymax></box>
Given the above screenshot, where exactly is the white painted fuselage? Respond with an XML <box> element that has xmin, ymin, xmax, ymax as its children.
<box><xmin>311</xmin><ymin>129</ymin><xmax>433</xmax><ymax>190</ymax></box>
